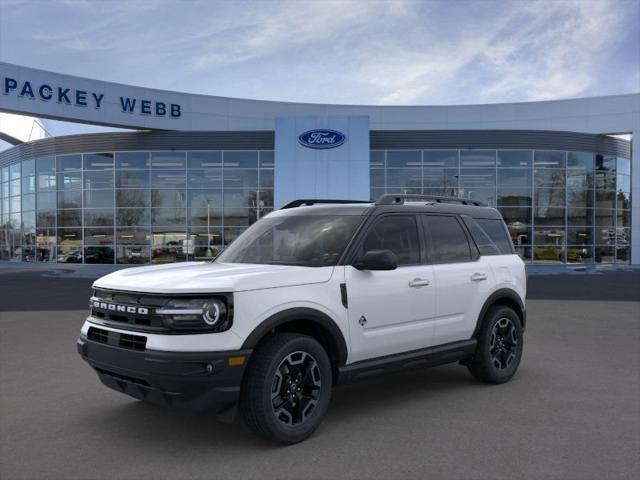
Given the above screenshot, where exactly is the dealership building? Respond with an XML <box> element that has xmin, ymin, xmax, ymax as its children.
<box><xmin>0</xmin><ymin>62</ymin><xmax>638</xmax><ymax>265</ymax></box>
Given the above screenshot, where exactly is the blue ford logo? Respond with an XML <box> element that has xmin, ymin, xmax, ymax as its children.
<box><xmin>298</xmin><ymin>129</ymin><xmax>346</xmax><ymax>149</ymax></box>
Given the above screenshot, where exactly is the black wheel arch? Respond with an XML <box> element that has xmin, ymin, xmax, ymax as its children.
<box><xmin>241</xmin><ymin>307</ymin><xmax>349</xmax><ymax>379</ymax></box>
<box><xmin>472</xmin><ymin>289</ymin><xmax>526</xmax><ymax>338</ymax></box>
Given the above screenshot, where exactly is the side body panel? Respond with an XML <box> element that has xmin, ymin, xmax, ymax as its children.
<box><xmin>431</xmin><ymin>256</ymin><xmax>496</xmax><ymax>345</ymax></box>
<box><xmin>344</xmin><ymin>264</ymin><xmax>436</xmax><ymax>363</ymax></box>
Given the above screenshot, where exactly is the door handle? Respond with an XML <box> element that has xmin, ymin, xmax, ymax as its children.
<box><xmin>470</xmin><ymin>272</ymin><xmax>488</xmax><ymax>281</ymax></box>
<box><xmin>409</xmin><ymin>278</ymin><xmax>430</xmax><ymax>287</ymax></box>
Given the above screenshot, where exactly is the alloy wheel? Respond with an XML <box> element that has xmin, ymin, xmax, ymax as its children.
<box><xmin>271</xmin><ymin>351</ymin><xmax>322</xmax><ymax>426</ymax></box>
<box><xmin>490</xmin><ymin>317</ymin><xmax>518</xmax><ymax>370</ymax></box>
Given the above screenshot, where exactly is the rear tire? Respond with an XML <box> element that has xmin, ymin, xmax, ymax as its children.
<box><xmin>468</xmin><ymin>306</ymin><xmax>523</xmax><ymax>384</ymax></box>
<box><xmin>240</xmin><ymin>333</ymin><xmax>332</xmax><ymax>444</ymax></box>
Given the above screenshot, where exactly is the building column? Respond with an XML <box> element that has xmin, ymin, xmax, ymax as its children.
<box><xmin>632</xmin><ymin>129</ymin><xmax>639</xmax><ymax>265</ymax></box>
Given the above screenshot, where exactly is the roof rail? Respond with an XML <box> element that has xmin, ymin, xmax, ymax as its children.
<box><xmin>281</xmin><ymin>199</ymin><xmax>371</xmax><ymax>209</ymax></box>
<box><xmin>375</xmin><ymin>194</ymin><xmax>486</xmax><ymax>207</ymax></box>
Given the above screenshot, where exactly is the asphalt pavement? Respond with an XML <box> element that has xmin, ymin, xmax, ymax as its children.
<box><xmin>0</xmin><ymin>269</ymin><xmax>639</xmax><ymax>479</ymax></box>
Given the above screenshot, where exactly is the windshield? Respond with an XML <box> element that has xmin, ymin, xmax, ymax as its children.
<box><xmin>217</xmin><ymin>215</ymin><xmax>363</xmax><ymax>267</ymax></box>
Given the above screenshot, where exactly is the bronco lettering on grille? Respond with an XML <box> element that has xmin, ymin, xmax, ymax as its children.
<box><xmin>92</xmin><ymin>300</ymin><xmax>149</xmax><ymax>315</ymax></box>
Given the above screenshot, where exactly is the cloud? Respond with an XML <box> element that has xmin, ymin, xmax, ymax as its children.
<box><xmin>0</xmin><ymin>0</ymin><xmax>637</xmax><ymax>106</ymax></box>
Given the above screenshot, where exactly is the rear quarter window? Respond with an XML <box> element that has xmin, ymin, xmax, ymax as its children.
<box><xmin>475</xmin><ymin>218</ymin><xmax>514</xmax><ymax>254</ymax></box>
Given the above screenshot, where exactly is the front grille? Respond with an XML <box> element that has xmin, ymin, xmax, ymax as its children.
<box><xmin>91</xmin><ymin>288</ymin><xmax>169</xmax><ymax>332</ymax></box>
<box><xmin>119</xmin><ymin>333</ymin><xmax>147</xmax><ymax>351</ymax></box>
<box><xmin>87</xmin><ymin>326</ymin><xmax>147</xmax><ymax>352</ymax></box>
<box><xmin>88</xmin><ymin>326</ymin><xmax>108</xmax><ymax>344</ymax></box>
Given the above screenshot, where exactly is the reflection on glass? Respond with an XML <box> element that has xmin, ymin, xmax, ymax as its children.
<box><xmin>188</xmin><ymin>169</ymin><xmax>222</xmax><ymax>188</ymax></box>
<box><xmin>498</xmin><ymin>188</ymin><xmax>532</xmax><ymax>207</ymax></box>
<box><xmin>151</xmin><ymin>231</ymin><xmax>188</xmax><ymax>263</ymax></box>
<box><xmin>151</xmin><ymin>208</ymin><xmax>187</xmax><ymax>226</ymax></box>
<box><xmin>458</xmin><ymin>169</ymin><xmax>495</xmax><ymax>187</ymax></box>
<box><xmin>387</xmin><ymin>151</ymin><xmax>421</xmax><ymax>168</ymax></box>
<box><xmin>116</xmin><ymin>152</ymin><xmax>150</xmax><ymax>169</ymax></box>
<box><xmin>83</xmin><ymin>153</ymin><xmax>114</xmax><ymax>170</ymax></box>
<box><xmin>595</xmin><ymin>246</ymin><xmax>615</xmax><ymax>264</ymax></box>
<box><xmin>188</xmin><ymin>229</ymin><xmax>224</xmax><ymax>260</ymax></box>
<box><xmin>567</xmin><ymin>227</ymin><xmax>593</xmax><ymax>245</ymax></box>
<box><xmin>3</xmin><ymin>147</ymin><xmax>632</xmax><ymax>265</ymax></box>
<box><xmin>533</xmin><ymin>246</ymin><xmax>564</xmax><ymax>263</ymax></box>
<box><xmin>84</xmin><ymin>247</ymin><xmax>114</xmax><ymax>264</ymax></box>
<box><xmin>117</xmin><ymin>208</ymin><xmax>150</xmax><ymax>226</ymax></box>
<box><xmin>259</xmin><ymin>151</ymin><xmax>275</xmax><ymax>168</ymax></box>
<box><xmin>83</xmin><ymin>190</ymin><xmax>112</xmax><ymax>210</ymax></box>
<box><xmin>36</xmin><ymin>157</ymin><xmax>55</xmax><ymax>174</ymax></box>
<box><xmin>151</xmin><ymin>170</ymin><xmax>185</xmax><ymax>189</ymax></box>
<box><xmin>150</xmin><ymin>152</ymin><xmax>186</xmax><ymax>169</ymax></box>
<box><xmin>459</xmin><ymin>188</ymin><xmax>496</xmax><ymax>206</ymax></box>
<box><xmin>594</xmin><ymin>209</ymin><xmax>615</xmax><ymax>227</ymax></box>
<box><xmin>498</xmin><ymin>151</ymin><xmax>532</xmax><ymax>168</ymax></box>
<box><xmin>534</xmin><ymin>151</ymin><xmax>565</xmax><ymax>168</ymax></box>
<box><xmin>370</xmin><ymin>151</ymin><xmax>385</xmax><ymax>168</ymax></box>
<box><xmin>58</xmin><ymin>171</ymin><xmax>82</xmax><ymax>190</ymax></box>
<box><xmin>567</xmin><ymin>152</ymin><xmax>593</xmax><ymax>169</ymax></box>
<box><xmin>57</xmin><ymin>155</ymin><xmax>82</xmax><ymax>171</ymax></box>
<box><xmin>117</xmin><ymin>189</ymin><xmax>150</xmax><ymax>208</ymax></box>
<box><xmin>423</xmin><ymin>151</ymin><xmax>458</xmax><ymax>168</ymax></box>
<box><xmin>224</xmin><ymin>151</ymin><xmax>258</xmax><ymax>169</ymax></box>
<box><xmin>57</xmin><ymin>209</ymin><xmax>82</xmax><ymax>227</ymax></box>
<box><xmin>84</xmin><ymin>170</ymin><xmax>114</xmax><ymax>189</ymax></box>
<box><xmin>85</xmin><ymin>227</ymin><xmax>114</xmax><ymax>245</ymax></box>
<box><xmin>534</xmin><ymin>227</ymin><xmax>565</xmax><ymax>245</ymax></box>
<box><xmin>534</xmin><ymin>169</ymin><xmax>565</xmax><ymax>187</ymax></box>
<box><xmin>223</xmin><ymin>169</ymin><xmax>258</xmax><ymax>188</ymax></box>
<box><xmin>497</xmin><ymin>169</ymin><xmax>531</xmax><ymax>186</ymax></box>
<box><xmin>387</xmin><ymin>169</ymin><xmax>421</xmax><ymax>189</ymax></box>
<box><xmin>566</xmin><ymin>246</ymin><xmax>592</xmax><ymax>263</ymax></box>
<box><xmin>84</xmin><ymin>209</ymin><xmax>115</xmax><ymax>226</ymax></box>
<box><xmin>460</xmin><ymin>151</ymin><xmax>495</xmax><ymax>167</ymax></box>
<box><xmin>116</xmin><ymin>245</ymin><xmax>150</xmax><ymax>264</ymax></box>
<box><xmin>534</xmin><ymin>206</ymin><xmax>565</xmax><ymax>226</ymax></box>
<box><xmin>116</xmin><ymin>170</ymin><xmax>149</xmax><ymax>188</ymax></box>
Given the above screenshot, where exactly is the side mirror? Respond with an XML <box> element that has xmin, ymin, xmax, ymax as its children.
<box><xmin>353</xmin><ymin>249</ymin><xmax>398</xmax><ymax>271</ymax></box>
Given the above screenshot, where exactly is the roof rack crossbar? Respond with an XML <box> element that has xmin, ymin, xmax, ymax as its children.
<box><xmin>375</xmin><ymin>194</ymin><xmax>486</xmax><ymax>207</ymax></box>
<box><xmin>281</xmin><ymin>199</ymin><xmax>371</xmax><ymax>209</ymax></box>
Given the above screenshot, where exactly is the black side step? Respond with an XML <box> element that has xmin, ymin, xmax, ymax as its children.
<box><xmin>337</xmin><ymin>339</ymin><xmax>477</xmax><ymax>384</ymax></box>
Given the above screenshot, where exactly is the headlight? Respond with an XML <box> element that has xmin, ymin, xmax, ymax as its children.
<box><xmin>156</xmin><ymin>297</ymin><xmax>231</xmax><ymax>332</ymax></box>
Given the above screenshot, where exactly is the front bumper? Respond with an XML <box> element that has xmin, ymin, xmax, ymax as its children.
<box><xmin>77</xmin><ymin>336</ymin><xmax>252</xmax><ymax>419</ymax></box>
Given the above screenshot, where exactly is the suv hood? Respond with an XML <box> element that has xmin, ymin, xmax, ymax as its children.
<box><xmin>92</xmin><ymin>262</ymin><xmax>335</xmax><ymax>294</ymax></box>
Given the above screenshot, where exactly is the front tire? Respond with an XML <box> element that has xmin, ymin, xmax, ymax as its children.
<box><xmin>468</xmin><ymin>306</ymin><xmax>523</xmax><ymax>384</ymax></box>
<box><xmin>240</xmin><ymin>333</ymin><xmax>332</xmax><ymax>444</ymax></box>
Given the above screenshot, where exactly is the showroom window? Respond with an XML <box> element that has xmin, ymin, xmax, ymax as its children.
<box><xmin>369</xmin><ymin>148</ymin><xmax>631</xmax><ymax>264</ymax></box>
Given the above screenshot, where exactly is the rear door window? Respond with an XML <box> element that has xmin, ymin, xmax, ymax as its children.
<box><xmin>422</xmin><ymin>215</ymin><xmax>472</xmax><ymax>264</ymax></box>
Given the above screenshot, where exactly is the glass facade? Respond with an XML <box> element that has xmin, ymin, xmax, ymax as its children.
<box><xmin>0</xmin><ymin>150</ymin><xmax>274</xmax><ymax>264</ymax></box>
<box><xmin>370</xmin><ymin>149</ymin><xmax>632</xmax><ymax>264</ymax></box>
<box><xmin>0</xmin><ymin>147</ymin><xmax>631</xmax><ymax>265</ymax></box>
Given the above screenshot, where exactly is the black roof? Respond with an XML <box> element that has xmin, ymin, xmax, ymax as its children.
<box><xmin>274</xmin><ymin>197</ymin><xmax>503</xmax><ymax>220</ymax></box>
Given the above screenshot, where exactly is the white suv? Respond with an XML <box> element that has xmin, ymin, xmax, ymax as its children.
<box><xmin>78</xmin><ymin>194</ymin><xmax>526</xmax><ymax>444</ymax></box>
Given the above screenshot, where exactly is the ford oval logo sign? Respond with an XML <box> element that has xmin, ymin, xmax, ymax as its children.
<box><xmin>298</xmin><ymin>129</ymin><xmax>346</xmax><ymax>149</ymax></box>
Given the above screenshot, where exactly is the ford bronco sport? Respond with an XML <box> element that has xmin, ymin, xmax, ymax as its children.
<box><xmin>78</xmin><ymin>194</ymin><xmax>526</xmax><ymax>444</ymax></box>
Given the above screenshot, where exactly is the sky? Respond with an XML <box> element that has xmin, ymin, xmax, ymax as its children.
<box><xmin>0</xmin><ymin>0</ymin><xmax>639</xmax><ymax>143</ymax></box>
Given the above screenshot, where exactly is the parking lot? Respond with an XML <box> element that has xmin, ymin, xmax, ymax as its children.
<box><xmin>1</xmin><ymin>268</ymin><xmax>639</xmax><ymax>480</ymax></box>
